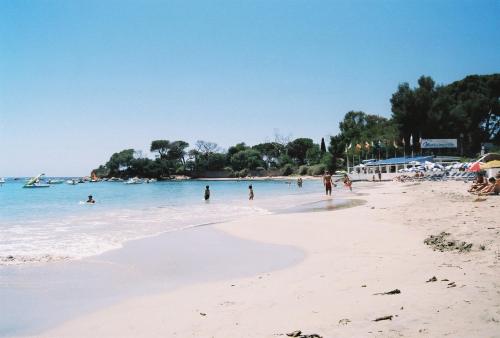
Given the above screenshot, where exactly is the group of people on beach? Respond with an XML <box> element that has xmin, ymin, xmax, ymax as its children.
<box><xmin>468</xmin><ymin>172</ymin><xmax>500</xmax><ymax>195</ymax></box>
<box><xmin>322</xmin><ymin>171</ymin><xmax>352</xmax><ymax>195</ymax></box>
<box><xmin>204</xmin><ymin>184</ymin><xmax>254</xmax><ymax>201</ymax></box>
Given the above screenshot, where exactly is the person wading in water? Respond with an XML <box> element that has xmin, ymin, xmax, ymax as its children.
<box><xmin>323</xmin><ymin>171</ymin><xmax>334</xmax><ymax>196</ymax></box>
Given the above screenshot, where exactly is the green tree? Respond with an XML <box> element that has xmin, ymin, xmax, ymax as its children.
<box><xmin>287</xmin><ymin>138</ymin><xmax>315</xmax><ymax>165</ymax></box>
<box><xmin>105</xmin><ymin>149</ymin><xmax>135</xmax><ymax>177</ymax></box>
<box><xmin>390</xmin><ymin>74</ymin><xmax>500</xmax><ymax>155</ymax></box>
<box><xmin>167</xmin><ymin>140</ymin><xmax>189</xmax><ymax>164</ymax></box>
<box><xmin>252</xmin><ymin>142</ymin><xmax>285</xmax><ymax>168</ymax></box>
<box><xmin>150</xmin><ymin>140</ymin><xmax>170</xmax><ymax>159</ymax></box>
<box><xmin>230</xmin><ymin>149</ymin><xmax>264</xmax><ymax>171</ymax></box>
<box><xmin>305</xmin><ymin>144</ymin><xmax>321</xmax><ymax>165</ymax></box>
<box><xmin>320</xmin><ymin>137</ymin><xmax>326</xmax><ymax>153</ymax></box>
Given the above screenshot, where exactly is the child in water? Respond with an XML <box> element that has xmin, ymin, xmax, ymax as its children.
<box><xmin>248</xmin><ymin>185</ymin><xmax>254</xmax><ymax>200</ymax></box>
<box><xmin>204</xmin><ymin>185</ymin><xmax>210</xmax><ymax>201</ymax></box>
<box><xmin>86</xmin><ymin>195</ymin><xmax>95</xmax><ymax>204</ymax></box>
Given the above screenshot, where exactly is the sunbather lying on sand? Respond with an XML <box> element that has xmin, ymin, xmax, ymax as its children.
<box><xmin>474</xmin><ymin>177</ymin><xmax>499</xmax><ymax>195</ymax></box>
<box><xmin>468</xmin><ymin>173</ymin><xmax>487</xmax><ymax>193</ymax></box>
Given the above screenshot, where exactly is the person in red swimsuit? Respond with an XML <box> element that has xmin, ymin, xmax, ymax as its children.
<box><xmin>323</xmin><ymin>171</ymin><xmax>334</xmax><ymax>196</ymax></box>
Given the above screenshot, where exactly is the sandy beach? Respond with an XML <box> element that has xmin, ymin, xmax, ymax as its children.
<box><xmin>23</xmin><ymin>181</ymin><xmax>500</xmax><ymax>337</ymax></box>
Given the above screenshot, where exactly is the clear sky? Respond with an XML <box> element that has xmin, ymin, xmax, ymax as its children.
<box><xmin>1</xmin><ymin>0</ymin><xmax>499</xmax><ymax>176</ymax></box>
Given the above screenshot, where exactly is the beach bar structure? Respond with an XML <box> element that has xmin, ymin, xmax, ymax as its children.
<box><xmin>350</xmin><ymin>155</ymin><xmax>435</xmax><ymax>174</ymax></box>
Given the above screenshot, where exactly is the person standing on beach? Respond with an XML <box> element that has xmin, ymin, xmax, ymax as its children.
<box><xmin>248</xmin><ymin>185</ymin><xmax>254</xmax><ymax>200</ymax></box>
<box><xmin>377</xmin><ymin>169</ymin><xmax>382</xmax><ymax>181</ymax></box>
<box><xmin>204</xmin><ymin>185</ymin><xmax>210</xmax><ymax>201</ymax></box>
<box><xmin>323</xmin><ymin>171</ymin><xmax>334</xmax><ymax>196</ymax></box>
<box><xmin>343</xmin><ymin>174</ymin><xmax>352</xmax><ymax>191</ymax></box>
<box><xmin>297</xmin><ymin>177</ymin><xmax>303</xmax><ymax>188</ymax></box>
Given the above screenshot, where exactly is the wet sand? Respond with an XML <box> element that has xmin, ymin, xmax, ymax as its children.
<box><xmin>1</xmin><ymin>225</ymin><xmax>304</xmax><ymax>337</ymax></box>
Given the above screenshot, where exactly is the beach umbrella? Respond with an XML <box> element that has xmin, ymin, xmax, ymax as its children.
<box><xmin>480</xmin><ymin>160</ymin><xmax>500</xmax><ymax>169</ymax></box>
<box><xmin>467</xmin><ymin>161</ymin><xmax>483</xmax><ymax>172</ymax></box>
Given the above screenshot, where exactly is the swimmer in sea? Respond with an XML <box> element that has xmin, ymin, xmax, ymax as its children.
<box><xmin>86</xmin><ymin>195</ymin><xmax>95</xmax><ymax>204</ymax></box>
<box><xmin>323</xmin><ymin>171</ymin><xmax>333</xmax><ymax>196</ymax></box>
<box><xmin>204</xmin><ymin>185</ymin><xmax>210</xmax><ymax>201</ymax></box>
<box><xmin>248</xmin><ymin>185</ymin><xmax>254</xmax><ymax>200</ymax></box>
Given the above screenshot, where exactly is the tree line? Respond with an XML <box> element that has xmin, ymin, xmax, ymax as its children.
<box><xmin>92</xmin><ymin>137</ymin><xmax>333</xmax><ymax>179</ymax></box>
<box><xmin>93</xmin><ymin>73</ymin><xmax>499</xmax><ymax>178</ymax></box>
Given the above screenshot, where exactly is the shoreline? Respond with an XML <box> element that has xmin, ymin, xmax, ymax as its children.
<box><xmin>0</xmin><ymin>186</ymin><xmax>350</xmax><ymax>267</ymax></box>
<box><xmin>16</xmin><ymin>181</ymin><xmax>500</xmax><ymax>337</ymax></box>
<box><xmin>2</xmin><ymin>223</ymin><xmax>305</xmax><ymax>337</ymax></box>
<box><xmin>2</xmin><ymin>190</ymin><xmax>357</xmax><ymax>336</ymax></box>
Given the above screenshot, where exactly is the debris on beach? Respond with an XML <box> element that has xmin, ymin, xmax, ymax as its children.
<box><xmin>447</xmin><ymin>282</ymin><xmax>456</xmax><ymax>288</ymax></box>
<box><xmin>426</xmin><ymin>276</ymin><xmax>437</xmax><ymax>282</ymax></box>
<box><xmin>373</xmin><ymin>315</ymin><xmax>393</xmax><ymax>322</ymax></box>
<box><xmin>199</xmin><ymin>312</ymin><xmax>207</xmax><ymax>316</ymax></box>
<box><xmin>424</xmin><ymin>232</ymin><xmax>473</xmax><ymax>252</ymax></box>
<box><xmin>338</xmin><ymin>318</ymin><xmax>351</xmax><ymax>325</ymax></box>
<box><xmin>286</xmin><ymin>330</ymin><xmax>323</xmax><ymax>338</ymax></box>
<box><xmin>374</xmin><ymin>289</ymin><xmax>401</xmax><ymax>295</ymax></box>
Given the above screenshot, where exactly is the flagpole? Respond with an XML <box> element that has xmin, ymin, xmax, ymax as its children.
<box><xmin>346</xmin><ymin>148</ymin><xmax>349</xmax><ymax>173</ymax></box>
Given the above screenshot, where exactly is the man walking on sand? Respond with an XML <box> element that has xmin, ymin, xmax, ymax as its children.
<box><xmin>323</xmin><ymin>170</ymin><xmax>334</xmax><ymax>196</ymax></box>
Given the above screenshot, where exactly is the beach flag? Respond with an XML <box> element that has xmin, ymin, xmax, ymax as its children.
<box><xmin>393</xmin><ymin>140</ymin><xmax>398</xmax><ymax>148</ymax></box>
<box><xmin>419</xmin><ymin>136</ymin><xmax>422</xmax><ymax>145</ymax></box>
<box><xmin>410</xmin><ymin>134</ymin><xmax>413</xmax><ymax>146</ymax></box>
<box><xmin>402</xmin><ymin>137</ymin><xmax>406</xmax><ymax>146</ymax></box>
<box><xmin>347</xmin><ymin>143</ymin><xmax>352</xmax><ymax>150</ymax></box>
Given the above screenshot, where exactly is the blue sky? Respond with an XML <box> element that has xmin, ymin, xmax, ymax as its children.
<box><xmin>1</xmin><ymin>0</ymin><xmax>499</xmax><ymax>176</ymax></box>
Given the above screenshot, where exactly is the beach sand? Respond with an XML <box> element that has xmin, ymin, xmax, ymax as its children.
<box><xmin>26</xmin><ymin>181</ymin><xmax>500</xmax><ymax>337</ymax></box>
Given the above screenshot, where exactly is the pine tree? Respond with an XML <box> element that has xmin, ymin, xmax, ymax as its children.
<box><xmin>320</xmin><ymin>137</ymin><xmax>326</xmax><ymax>153</ymax></box>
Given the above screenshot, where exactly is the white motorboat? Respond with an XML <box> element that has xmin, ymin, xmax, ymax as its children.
<box><xmin>48</xmin><ymin>179</ymin><xmax>64</xmax><ymax>184</ymax></box>
<box><xmin>66</xmin><ymin>179</ymin><xmax>78</xmax><ymax>185</ymax></box>
<box><xmin>124</xmin><ymin>177</ymin><xmax>143</xmax><ymax>185</ymax></box>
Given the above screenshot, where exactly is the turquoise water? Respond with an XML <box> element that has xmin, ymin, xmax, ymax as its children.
<box><xmin>0</xmin><ymin>178</ymin><xmax>330</xmax><ymax>264</ymax></box>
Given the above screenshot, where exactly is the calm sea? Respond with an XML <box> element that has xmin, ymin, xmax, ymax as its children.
<box><xmin>0</xmin><ymin>178</ymin><xmax>331</xmax><ymax>264</ymax></box>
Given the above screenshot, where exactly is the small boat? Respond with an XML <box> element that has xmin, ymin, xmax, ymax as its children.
<box><xmin>0</xmin><ymin>177</ymin><xmax>5</xmax><ymax>184</ymax></box>
<box><xmin>23</xmin><ymin>183</ymin><xmax>50</xmax><ymax>188</ymax></box>
<box><xmin>145</xmin><ymin>178</ymin><xmax>157</xmax><ymax>183</ymax></box>
<box><xmin>124</xmin><ymin>177</ymin><xmax>143</xmax><ymax>185</ymax></box>
<box><xmin>66</xmin><ymin>179</ymin><xmax>78</xmax><ymax>185</ymax></box>
<box><xmin>23</xmin><ymin>174</ymin><xmax>50</xmax><ymax>188</ymax></box>
<box><xmin>48</xmin><ymin>179</ymin><xmax>64</xmax><ymax>184</ymax></box>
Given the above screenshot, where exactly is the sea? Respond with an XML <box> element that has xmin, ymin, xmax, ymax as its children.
<box><xmin>0</xmin><ymin>178</ymin><xmax>334</xmax><ymax>265</ymax></box>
